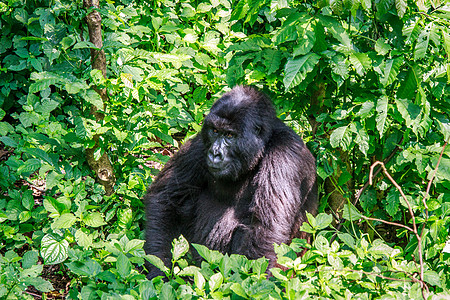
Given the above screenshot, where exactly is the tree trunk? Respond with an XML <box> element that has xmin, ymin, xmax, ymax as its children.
<box><xmin>84</xmin><ymin>0</ymin><xmax>115</xmax><ymax>195</ymax></box>
<box><xmin>308</xmin><ymin>81</ymin><xmax>352</xmax><ymax>222</ymax></box>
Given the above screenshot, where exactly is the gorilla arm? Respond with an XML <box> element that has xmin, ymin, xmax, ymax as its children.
<box><xmin>144</xmin><ymin>136</ymin><xmax>206</xmax><ymax>277</ymax></box>
<box><xmin>231</xmin><ymin>130</ymin><xmax>317</xmax><ymax>265</ymax></box>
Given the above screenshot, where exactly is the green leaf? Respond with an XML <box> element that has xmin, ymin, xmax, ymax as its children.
<box><xmin>330</xmin><ymin>125</ymin><xmax>351</xmax><ymax>150</ymax></box>
<box><xmin>22</xmin><ymin>250</ymin><xmax>39</xmax><ymax>269</ymax></box>
<box><xmin>376</xmin><ymin>96</ymin><xmax>388</xmax><ymax>137</ymax></box>
<box><xmin>18</xmin><ymin>158</ymin><xmax>41</xmax><ymax>175</ymax></box>
<box><xmin>52</xmin><ymin>213</ymin><xmax>77</xmax><ymax>229</ymax></box>
<box><xmin>395</xmin><ymin>0</ymin><xmax>407</xmax><ymax>17</ymax></box>
<box><xmin>283</xmin><ymin>53</ymin><xmax>320</xmax><ymax>90</ymax></box>
<box><xmin>23</xmin><ymin>277</ymin><xmax>53</xmax><ymax>293</ymax></box>
<box><xmin>349</xmin><ymin>52</ymin><xmax>371</xmax><ymax>76</ymax></box>
<box><xmin>384</xmin><ymin>189</ymin><xmax>400</xmax><ymax>217</ymax></box>
<box><xmin>423</xmin><ymin>270</ymin><xmax>441</xmax><ymax>287</ymax></box>
<box><xmin>41</xmin><ymin>234</ymin><xmax>69</xmax><ymax>264</ymax></box>
<box><xmin>231</xmin><ymin>283</ymin><xmax>247</xmax><ymax>298</ymax></box>
<box><xmin>192</xmin><ymin>244</ymin><xmax>223</xmax><ymax>264</ymax></box>
<box><xmin>0</xmin><ymin>136</ymin><xmax>18</xmax><ymax>147</ymax></box>
<box><xmin>293</xmin><ymin>22</ymin><xmax>315</xmax><ymax>56</ymax></box>
<box><xmin>24</xmin><ymin>147</ymin><xmax>54</xmax><ymax>167</ymax></box>
<box><xmin>160</xmin><ymin>283</ymin><xmax>176</xmax><ymax>300</ymax></box>
<box><xmin>338</xmin><ymin>233</ymin><xmax>355</xmax><ymax>249</ymax></box>
<box><xmin>145</xmin><ymin>255</ymin><xmax>170</xmax><ymax>274</ymax></box>
<box><xmin>375</xmin><ymin>39</ymin><xmax>391</xmax><ymax>56</ymax></box>
<box><xmin>414</xmin><ymin>23</ymin><xmax>432</xmax><ymax>61</ymax></box>
<box><xmin>75</xmin><ymin>229</ymin><xmax>93</xmax><ymax>249</ymax></box>
<box><xmin>19</xmin><ymin>112</ymin><xmax>40</xmax><ymax>127</ymax></box>
<box><xmin>207</xmin><ymin>272</ymin><xmax>222</xmax><ymax>292</ymax></box>
<box><xmin>172</xmin><ymin>235</ymin><xmax>189</xmax><ymax>261</ymax></box>
<box><xmin>66</xmin><ymin>258</ymin><xmax>102</xmax><ymax>277</ymax></box>
<box><xmin>82</xmin><ymin>212</ymin><xmax>106</xmax><ymax>227</ymax></box>
<box><xmin>22</xmin><ymin>190</ymin><xmax>34</xmax><ymax>210</ymax></box>
<box><xmin>83</xmin><ymin>89</ymin><xmax>104</xmax><ymax>109</ymax></box>
<box><xmin>380</xmin><ymin>57</ymin><xmax>404</xmax><ymax>87</ymax></box>
<box><xmin>395</xmin><ymin>98</ymin><xmax>422</xmax><ymax>135</ymax></box>
<box><xmin>117</xmin><ymin>253</ymin><xmax>132</xmax><ymax>279</ymax></box>
<box><xmin>315</xmin><ymin>213</ymin><xmax>333</xmax><ymax>230</ymax></box>
<box><xmin>342</xmin><ymin>203</ymin><xmax>362</xmax><ymax>221</ymax></box>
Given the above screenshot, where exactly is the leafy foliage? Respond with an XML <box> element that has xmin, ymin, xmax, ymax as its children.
<box><xmin>0</xmin><ymin>0</ymin><xmax>449</xmax><ymax>298</ymax></box>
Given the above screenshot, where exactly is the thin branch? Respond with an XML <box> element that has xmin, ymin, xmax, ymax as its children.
<box><xmin>361</xmin><ymin>215</ymin><xmax>414</xmax><ymax>233</ymax></box>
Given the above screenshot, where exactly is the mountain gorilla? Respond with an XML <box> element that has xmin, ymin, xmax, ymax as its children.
<box><xmin>144</xmin><ymin>86</ymin><xmax>317</xmax><ymax>279</ymax></box>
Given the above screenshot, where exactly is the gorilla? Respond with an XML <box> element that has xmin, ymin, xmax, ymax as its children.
<box><xmin>144</xmin><ymin>86</ymin><xmax>317</xmax><ymax>278</ymax></box>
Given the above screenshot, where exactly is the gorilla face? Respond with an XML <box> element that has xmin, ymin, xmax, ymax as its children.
<box><xmin>201</xmin><ymin>87</ymin><xmax>274</xmax><ymax>181</ymax></box>
<box><xmin>204</xmin><ymin>125</ymin><xmax>240</xmax><ymax>179</ymax></box>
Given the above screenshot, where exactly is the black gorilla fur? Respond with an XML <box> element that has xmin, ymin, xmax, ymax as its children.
<box><xmin>144</xmin><ymin>86</ymin><xmax>317</xmax><ymax>278</ymax></box>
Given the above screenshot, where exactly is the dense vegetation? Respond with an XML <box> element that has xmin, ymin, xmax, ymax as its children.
<box><xmin>0</xmin><ymin>0</ymin><xmax>449</xmax><ymax>298</ymax></box>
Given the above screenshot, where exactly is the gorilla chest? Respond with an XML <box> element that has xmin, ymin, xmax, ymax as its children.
<box><xmin>191</xmin><ymin>190</ymin><xmax>253</xmax><ymax>252</ymax></box>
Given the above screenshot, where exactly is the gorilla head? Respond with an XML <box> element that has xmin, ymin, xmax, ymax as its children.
<box><xmin>201</xmin><ymin>86</ymin><xmax>275</xmax><ymax>181</ymax></box>
<box><xmin>144</xmin><ymin>86</ymin><xmax>317</xmax><ymax>279</ymax></box>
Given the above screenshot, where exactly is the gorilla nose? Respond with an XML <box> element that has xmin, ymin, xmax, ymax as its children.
<box><xmin>208</xmin><ymin>151</ymin><xmax>223</xmax><ymax>165</ymax></box>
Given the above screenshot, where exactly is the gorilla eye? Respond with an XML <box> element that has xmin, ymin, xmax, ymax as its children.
<box><xmin>226</xmin><ymin>132</ymin><xmax>235</xmax><ymax>138</ymax></box>
<box><xmin>212</xmin><ymin>128</ymin><xmax>219</xmax><ymax>134</ymax></box>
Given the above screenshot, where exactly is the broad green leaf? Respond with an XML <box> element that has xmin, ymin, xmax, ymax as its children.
<box><xmin>24</xmin><ymin>147</ymin><xmax>54</xmax><ymax>167</ymax></box>
<box><xmin>376</xmin><ymin>96</ymin><xmax>388</xmax><ymax>137</ymax></box>
<box><xmin>23</xmin><ymin>277</ymin><xmax>53</xmax><ymax>293</ymax></box>
<box><xmin>19</xmin><ymin>112</ymin><xmax>40</xmax><ymax>127</ymax></box>
<box><xmin>22</xmin><ymin>190</ymin><xmax>34</xmax><ymax>210</ymax></box>
<box><xmin>318</xmin><ymin>15</ymin><xmax>352</xmax><ymax>52</ymax></box>
<box><xmin>414</xmin><ymin>23</ymin><xmax>433</xmax><ymax>61</ymax></box>
<box><xmin>315</xmin><ymin>213</ymin><xmax>333</xmax><ymax>230</ymax></box>
<box><xmin>395</xmin><ymin>98</ymin><xmax>422</xmax><ymax>134</ymax></box>
<box><xmin>395</xmin><ymin>0</ymin><xmax>407</xmax><ymax>17</ymax></box>
<box><xmin>272</xmin><ymin>12</ymin><xmax>306</xmax><ymax>44</ymax></box>
<box><xmin>113</xmin><ymin>127</ymin><xmax>128</xmax><ymax>142</ymax></box>
<box><xmin>375</xmin><ymin>39</ymin><xmax>391</xmax><ymax>55</ymax></box>
<box><xmin>397</xmin><ymin>65</ymin><xmax>421</xmax><ymax>99</ymax></box>
<box><xmin>293</xmin><ymin>22</ymin><xmax>315</xmax><ymax>56</ymax></box>
<box><xmin>172</xmin><ymin>235</ymin><xmax>189</xmax><ymax>261</ymax></box>
<box><xmin>230</xmin><ymin>283</ymin><xmax>247</xmax><ymax>298</ymax></box>
<box><xmin>342</xmin><ymin>203</ymin><xmax>362</xmax><ymax>221</ymax></box>
<box><xmin>83</xmin><ymin>89</ymin><xmax>103</xmax><ymax>109</ymax></box>
<box><xmin>117</xmin><ymin>253</ymin><xmax>132</xmax><ymax>279</ymax></box>
<box><xmin>82</xmin><ymin>212</ymin><xmax>106</xmax><ymax>227</ymax></box>
<box><xmin>330</xmin><ymin>125</ymin><xmax>350</xmax><ymax>150</ymax></box>
<box><xmin>385</xmin><ymin>189</ymin><xmax>400</xmax><ymax>217</ymax></box>
<box><xmin>262</xmin><ymin>49</ymin><xmax>282</xmax><ymax>74</ymax></box>
<box><xmin>65</xmin><ymin>80</ymin><xmax>89</xmax><ymax>94</ymax></box>
<box><xmin>41</xmin><ymin>234</ymin><xmax>69</xmax><ymax>264</ymax></box>
<box><xmin>73</xmin><ymin>41</ymin><xmax>96</xmax><ymax>49</ymax></box>
<box><xmin>22</xmin><ymin>250</ymin><xmax>39</xmax><ymax>269</ymax></box>
<box><xmin>360</xmin><ymin>188</ymin><xmax>377</xmax><ymax>212</ymax></box>
<box><xmin>0</xmin><ymin>136</ymin><xmax>17</xmax><ymax>147</ymax></box>
<box><xmin>208</xmin><ymin>273</ymin><xmax>223</xmax><ymax>292</ymax></box>
<box><xmin>192</xmin><ymin>244</ymin><xmax>223</xmax><ymax>263</ymax></box>
<box><xmin>66</xmin><ymin>258</ymin><xmax>102</xmax><ymax>277</ymax></box>
<box><xmin>145</xmin><ymin>255</ymin><xmax>170</xmax><ymax>273</ymax></box>
<box><xmin>124</xmin><ymin>239</ymin><xmax>145</xmax><ymax>253</ymax></box>
<box><xmin>74</xmin><ymin>116</ymin><xmax>87</xmax><ymax>138</ymax></box>
<box><xmin>430</xmin><ymin>157</ymin><xmax>450</xmax><ymax>181</ymax></box>
<box><xmin>283</xmin><ymin>53</ymin><xmax>320</xmax><ymax>90</ymax></box>
<box><xmin>18</xmin><ymin>158</ymin><xmax>41</xmax><ymax>175</ymax></box>
<box><xmin>160</xmin><ymin>283</ymin><xmax>176</xmax><ymax>300</ymax></box>
<box><xmin>52</xmin><ymin>213</ymin><xmax>77</xmax><ymax>229</ymax></box>
<box><xmin>349</xmin><ymin>52</ymin><xmax>371</xmax><ymax>76</ymax></box>
<box><xmin>338</xmin><ymin>233</ymin><xmax>355</xmax><ymax>249</ymax></box>
<box><xmin>380</xmin><ymin>57</ymin><xmax>404</xmax><ymax>87</ymax></box>
<box><xmin>75</xmin><ymin>229</ymin><xmax>93</xmax><ymax>249</ymax></box>
<box><xmin>424</xmin><ymin>270</ymin><xmax>442</xmax><ymax>287</ymax></box>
